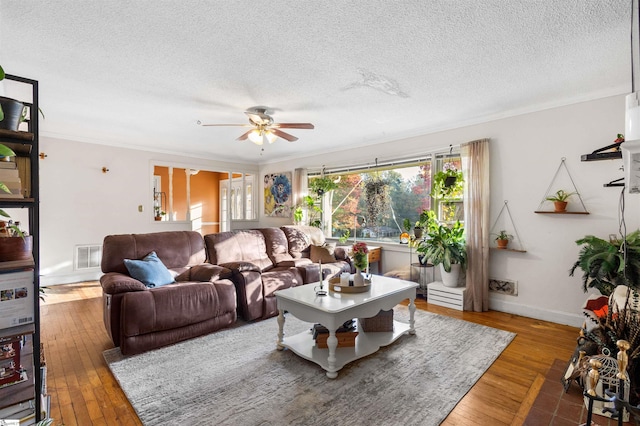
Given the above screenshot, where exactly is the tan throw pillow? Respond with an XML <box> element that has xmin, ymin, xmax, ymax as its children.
<box><xmin>310</xmin><ymin>243</ymin><xmax>337</xmax><ymax>263</ymax></box>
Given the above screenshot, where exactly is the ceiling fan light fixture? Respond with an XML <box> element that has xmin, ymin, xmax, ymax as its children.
<box><xmin>248</xmin><ymin>129</ymin><xmax>265</xmax><ymax>145</ymax></box>
<box><xmin>266</xmin><ymin>130</ymin><xmax>277</xmax><ymax>144</ymax></box>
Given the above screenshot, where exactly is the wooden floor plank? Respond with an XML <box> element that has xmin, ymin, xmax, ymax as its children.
<box><xmin>40</xmin><ymin>282</ymin><xmax>578</xmax><ymax>425</ymax></box>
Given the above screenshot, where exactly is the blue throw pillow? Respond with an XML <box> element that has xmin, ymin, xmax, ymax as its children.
<box><xmin>124</xmin><ymin>251</ymin><xmax>175</xmax><ymax>288</ymax></box>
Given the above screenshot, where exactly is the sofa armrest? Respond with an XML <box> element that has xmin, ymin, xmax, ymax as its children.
<box><xmin>100</xmin><ymin>272</ymin><xmax>147</xmax><ymax>294</ymax></box>
<box><xmin>220</xmin><ymin>261</ymin><xmax>262</xmax><ymax>273</ymax></box>
<box><xmin>277</xmin><ymin>258</ymin><xmax>313</xmax><ymax>268</ymax></box>
<box><xmin>182</xmin><ymin>264</ymin><xmax>233</xmax><ymax>282</ymax></box>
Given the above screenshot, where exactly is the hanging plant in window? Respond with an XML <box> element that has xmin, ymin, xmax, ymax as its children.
<box><xmin>364</xmin><ymin>178</ymin><xmax>390</xmax><ymax>228</ymax></box>
<box><xmin>432</xmin><ymin>168</ymin><xmax>464</xmax><ymax>200</ymax></box>
<box><xmin>309</xmin><ymin>176</ymin><xmax>338</xmax><ymax>196</ymax></box>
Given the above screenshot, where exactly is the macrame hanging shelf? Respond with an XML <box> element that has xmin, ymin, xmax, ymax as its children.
<box><xmin>534</xmin><ymin>158</ymin><xmax>589</xmax><ymax>214</ymax></box>
<box><xmin>490</xmin><ymin>201</ymin><xmax>527</xmax><ymax>252</ymax></box>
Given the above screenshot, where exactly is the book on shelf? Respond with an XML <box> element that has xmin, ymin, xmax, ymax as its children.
<box><xmin>0</xmin><ymin>270</ymin><xmax>34</xmax><ymax>329</ymax></box>
<box><xmin>0</xmin><ymin>160</ymin><xmax>17</xmax><ymax>170</ymax></box>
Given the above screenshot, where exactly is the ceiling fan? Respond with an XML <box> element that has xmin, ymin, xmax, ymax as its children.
<box><xmin>198</xmin><ymin>106</ymin><xmax>314</xmax><ymax>145</ymax></box>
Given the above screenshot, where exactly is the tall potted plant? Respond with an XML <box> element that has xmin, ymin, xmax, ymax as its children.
<box><xmin>417</xmin><ymin>220</ymin><xmax>467</xmax><ymax>287</ymax></box>
<box><xmin>569</xmin><ymin>231</ymin><xmax>640</xmax><ymax>296</ymax></box>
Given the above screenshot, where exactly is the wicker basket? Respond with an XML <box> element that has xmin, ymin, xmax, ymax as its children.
<box><xmin>359</xmin><ymin>309</ymin><xmax>394</xmax><ymax>332</ymax></box>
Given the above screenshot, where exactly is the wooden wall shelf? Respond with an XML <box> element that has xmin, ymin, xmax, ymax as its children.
<box><xmin>534</xmin><ymin>211</ymin><xmax>590</xmax><ymax>215</ymax></box>
<box><xmin>490</xmin><ymin>247</ymin><xmax>527</xmax><ymax>253</ymax></box>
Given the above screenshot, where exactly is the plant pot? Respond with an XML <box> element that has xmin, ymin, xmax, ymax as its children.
<box><xmin>553</xmin><ymin>201</ymin><xmax>568</xmax><ymax>212</ymax></box>
<box><xmin>0</xmin><ymin>236</ymin><xmax>32</xmax><ymax>262</ymax></box>
<box><xmin>154</xmin><ymin>216</ymin><xmax>162</xmax><ymax>221</ymax></box>
<box><xmin>414</xmin><ymin>227</ymin><xmax>423</xmax><ymax>239</ymax></box>
<box><xmin>496</xmin><ymin>239</ymin><xmax>509</xmax><ymax>249</ymax></box>
<box><xmin>444</xmin><ymin>176</ymin><xmax>457</xmax><ymax>187</ymax></box>
<box><xmin>0</xmin><ymin>97</ymin><xmax>24</xmax><ymax>131</ymax></box>
<box><xmin>440</xmin><ymin>263</ymin><xmax>461</xmax><ymax>287</ymax></box>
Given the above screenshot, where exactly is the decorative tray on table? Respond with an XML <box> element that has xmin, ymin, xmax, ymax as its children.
<box><xmin>328</xmin><ymin>276</ymin><xmax>371</xmax><ymax>293</ymax></box>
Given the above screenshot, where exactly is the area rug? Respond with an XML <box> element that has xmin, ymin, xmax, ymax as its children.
<box><xmin>104</xmin><ymin>307</ymin><xmax>515</xmax><ymax>426</ymax></box>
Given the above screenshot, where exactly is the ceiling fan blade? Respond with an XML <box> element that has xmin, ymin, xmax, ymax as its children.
<box><xmin>199</xmin><ymin>123</ymin><xmax>252</xmax><ymax>127</ymax></box>
<box><xmin>237</xmin><ymin>130</ymin><xmax>252</xmax><ymax>141</ymax></box>
<box><xmin>272</xmin><ymin>123</ymin><xmax>314</xmax><ymax>129</ymax></box>
<box><xmin>271</xmin><ymin>128</ymin><xmax>298</xmax><ymax>142</ymax></box>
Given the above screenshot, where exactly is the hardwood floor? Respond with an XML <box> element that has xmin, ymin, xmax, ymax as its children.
<box><xmin>40</xmin><ymin>282</ymin><xmax>579</xmax><ymax>425</ymax></box>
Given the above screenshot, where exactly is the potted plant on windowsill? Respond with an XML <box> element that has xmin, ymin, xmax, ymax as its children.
<box><xmin>545</xmin><ymin>189</ymin><xmax>576</xmax><ymax>213</ymax></box>
<box><xmin>416</xmin><ymin>220</ymin><xmax>466</xmax><ymax>287</ymax></box>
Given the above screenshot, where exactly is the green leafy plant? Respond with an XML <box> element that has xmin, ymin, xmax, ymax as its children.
<box><xmin>338</xmin><ymin>229</ymin><xmax>350</xmax><ymax>244</ymax></box>
<box><xmin>417</xmin><ymin>220</ymin><xmax>466</xmax><ymax>272</ymax></box>
<box><xmin>493</xmin><ymin>230</ymin><xmax>513</xmax><ymax>241</ymax></box>
<box><xmin>309</xmin><ymin>176</ymin><xmax>338</xmax><ymax>196</ymax></box>
<box><xmin>569</xmin><ymin>231</ymin><xmax>640</xmax><ymax>296</ymax></box>
<box><xmin>432</xmin><ymin>168</ymin><xmax>464</xmax><ymax>200</ymax></box>
<box><xmin>403</xmin><ymin>218</ymin><xmax>412</xmax><ymax>233</ymax></box>
<box><xmin>545</xmin><ymin>189</ymin><xmax>576</xmax><ymax>202</ymax></box>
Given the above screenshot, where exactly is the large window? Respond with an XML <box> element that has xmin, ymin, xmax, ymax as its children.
<box><xmin>309</xmin><ymin>153</ymin><xmax>463</xmax><ymax>243</ymax></box>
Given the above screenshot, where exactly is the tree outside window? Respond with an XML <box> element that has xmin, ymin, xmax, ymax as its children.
<box><xmin>307</xmin><ymin>154</ymin><xmax>463</xmax><ymax>243</ymax></box>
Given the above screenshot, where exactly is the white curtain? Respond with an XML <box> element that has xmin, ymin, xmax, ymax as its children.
<box><xmin>461</xmin><ymin>139</ymin><xmax>490</xmax><ymax>311</ymax></box>
<box><xmin>293</xmin><ymin>168</ymin><xmax>307</xmax><ymax>223</ymax></box>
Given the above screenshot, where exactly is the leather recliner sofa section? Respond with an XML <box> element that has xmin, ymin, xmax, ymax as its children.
<box><xmin>100</xmin><ymin>231</ymin><xmax>237</xmax><ymax>355</ymax></box>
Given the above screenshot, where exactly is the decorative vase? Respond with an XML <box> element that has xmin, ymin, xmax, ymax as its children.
<box><xmin>496</xmin><ymin>239</ymin><xmax>509</xmax><ymax>249</ymax></box>
<box><xmin>440</xmin><ymin>263</ymin><xmax>461</xmax><ymax>287</ymax></box>
<box><xmin>0</xmin><ymin>97</ymin><xmax>25</xmax><ymax>131</ymax></box>
<box><xmin>553</xmin><ymin>201</ymin><xmax>568</xmax><ymax>212</ymax></box>
<box><xmin>354</xmin><ymin>268</ymin><xmax>365</xmax><ymax>286</ymax></box>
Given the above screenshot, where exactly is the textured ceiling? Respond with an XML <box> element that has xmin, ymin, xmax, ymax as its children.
<box><xmin>0</xmin><ymin>0</ymin><xmax>632</xmax><ymax>164</ymax></box>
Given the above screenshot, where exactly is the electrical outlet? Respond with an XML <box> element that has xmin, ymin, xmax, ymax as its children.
<box><xmin>489</xmin><ymin>278</ymin><xmax>518</xmax><ymax>296</ymax></box>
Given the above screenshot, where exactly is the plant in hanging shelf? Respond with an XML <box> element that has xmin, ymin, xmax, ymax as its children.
<box><xmin>493</xmin><ymin>230</ymin><xmax>514</xmax><ymax>249</ymax></box>
<box><xmin>545</xmin><ymin>189</ymin><xmax>576</xmax><ymax>212</ymax></box>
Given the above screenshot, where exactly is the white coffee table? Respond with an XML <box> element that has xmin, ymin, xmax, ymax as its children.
<box><xmin>275</xmin><ymin>275</ymin><xmax>417</xmax><ymax>378</ymax></box>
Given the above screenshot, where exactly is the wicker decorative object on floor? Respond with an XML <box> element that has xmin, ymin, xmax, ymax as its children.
<box><xmin>360</xmin><ymin>309</ymin><xmax>394</xmax><ymax>332</ymax></box>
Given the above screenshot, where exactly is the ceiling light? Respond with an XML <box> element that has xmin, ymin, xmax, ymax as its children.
<box><xmin>248</xmin><ymin>129</ymin><xmax>278</xmax><ymax>145</ymax></box>
<box><xmin>248</xmin><ymin>129</ymin><xmax>264</xmax><ymax>145</ymax></box>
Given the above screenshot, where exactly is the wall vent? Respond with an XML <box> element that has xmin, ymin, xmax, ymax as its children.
<box><xmin>489</xmin><ymin>278</ymin><xmax>518</xmax><ymax>296</ymax></box>
<box><xmin>75</xmin><ymin>245</ymin><xmax>102</xmax><ymax>270</ymax></box>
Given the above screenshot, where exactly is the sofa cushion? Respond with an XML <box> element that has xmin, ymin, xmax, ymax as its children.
<box><xmin>310</xmin><ymin>243</ymin><xmax>337</xmax><ymax>263</ymax></box>
<box><xmin>124</xmin><ymin>251</ymin><xmax>175</xmax><ymax>288</ymax></box>
<box><xmin>281</xmin><ymin>225</ymin><xmax>326</xmax><ymax>259</ymax></box>
<box><xmin>205</xmin><ymin>230</ymin><xmax>273</xmax><ymax>271</ymax></box>
<box><xmin>101</xmin><ymin>231</ymin><xmax>206</xmax><ymax>274</ymax></box>
<box><xmin>259</xmin><ymin>227</ymin><xmax>294</xmax><ymax>264</ymax></box>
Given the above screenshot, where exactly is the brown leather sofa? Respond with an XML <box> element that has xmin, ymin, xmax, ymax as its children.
<box><xmin>100</xmin><ymin>231</ymin><xmax>237</xmax><ymax>355</ymax></box>
<box><xmin>205</xmin><ymin>226</ymin><xmax>352</xmax><ymax>321</ymax></box>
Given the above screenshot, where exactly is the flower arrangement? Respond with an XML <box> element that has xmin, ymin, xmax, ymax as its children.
<box><xmin>352</xmin><ymin>242</ymin><xmax>369</xmax><ymax>270</ymax></box>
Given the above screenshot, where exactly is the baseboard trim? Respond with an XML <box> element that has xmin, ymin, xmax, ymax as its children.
<box><xmin>41</xmin><ymin>271</ymin><xmax>102</xmax><ymax>286</ymax></box>
<box><xmin>489</xmin><ymin>297</ymin><xmax>583</xmax><ymax>328</ymax></box>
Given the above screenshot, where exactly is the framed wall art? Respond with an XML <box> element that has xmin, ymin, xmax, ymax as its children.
<box><xmin>264</xmin><ymin>172</ymin><xmax>292</xmax><ymax>217</ymax></box>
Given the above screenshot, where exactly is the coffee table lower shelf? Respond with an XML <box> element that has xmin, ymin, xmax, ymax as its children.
<box><xmin>280</xmin><ymin>319</ymin><xmax>411</xmax><ymax>374</ymax></box>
